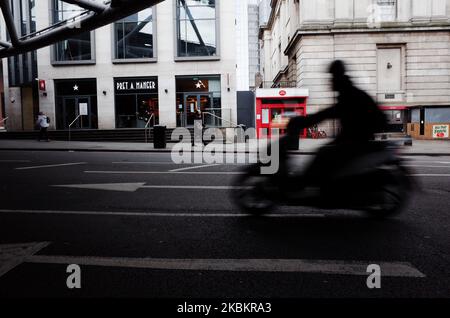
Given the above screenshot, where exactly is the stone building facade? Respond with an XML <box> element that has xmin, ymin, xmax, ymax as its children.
<box><xmin>260</xmin><ymin>0</ymin><xmax>450</xmax><ymax>139</ymax></box>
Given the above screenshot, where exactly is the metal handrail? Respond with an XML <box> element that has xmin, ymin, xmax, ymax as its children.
<box><xmin>0</xmin><ymin>117</ymin><xmax>8</xmax><ymax>124</ymax></box>
<box><xmin>68</xmin><ymin>115</ymin><xmax>82</xmax><ymax>142</ymax></box>
<box><xmin>202</xmin><ymin>111</ymin><xmax>238</xmax><ymax>128</ymax></box>
<box><xmin>144</xmin><ymin>114</ymin><xmax>155</xmax><ymax>143</ymax></box>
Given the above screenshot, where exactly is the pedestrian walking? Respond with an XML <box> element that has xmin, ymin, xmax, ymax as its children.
<box><xmin>36</xmin><ymin>111</ymin><xmax>50</xmax><ymax>142</ymax></box>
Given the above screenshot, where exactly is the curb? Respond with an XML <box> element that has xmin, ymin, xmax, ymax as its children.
<box><xmin>1</xmin><ymin>147</ymin><xmax>450</xmax><ymax>157</ymax></box>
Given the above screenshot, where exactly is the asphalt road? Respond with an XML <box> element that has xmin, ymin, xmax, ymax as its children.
<box><xmin>0</xmin><ymin>150</ymin><xmax>450</xmax><ymax>300</ymax></box>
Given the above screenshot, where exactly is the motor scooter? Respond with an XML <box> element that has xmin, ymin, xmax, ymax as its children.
<box><xmin>232</xmin><ymin>136</ymin><xmax>414</xmax><ymax>218</ymax></box>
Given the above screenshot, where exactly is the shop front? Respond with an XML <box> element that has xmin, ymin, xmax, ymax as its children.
<box><xmin>408</xmin><ymin>106</ymin><xmax>450</xmax><ymax>140</ymax></box>
<box><xmin>55</xmin><ymin>79</ymin><xmax>98</xmax><ymax>130</ymax></box>
<box><xmin>379</xmin><ymin>106</ymin><xmax>408</xmax><ymax>133</ymax></box>
<box><xmin>115</xmin><ymin>77</ymin><xmax>159</xmax><ymax>129</ymax></box>
<box><xmin>255</xmin><ymin>88</ymin><xmax>309</xmax><ymax>139</ymax></box>
<box><xmin>175</xmin><ymin>75</ymin><xmax>221</xmax><ymax>127</ymax></box>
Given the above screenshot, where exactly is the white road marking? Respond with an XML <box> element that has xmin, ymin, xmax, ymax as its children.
<box><xmin>0</xmin><ymin>242</ymin><xmax>50</xmax><ymax>278</ymax></box>
<box><xmin>409</xmin><ymin>161</ymin><xmax>450</xmax><ymax>165</ymax></box>
<box><xmin>411</xmin><ymin>174</ymin><xmax>450</xmax><ymax>177</ymax></box>
<box><xmin>26</xmin><ymin>255</ymin><xmax>425</xmax><ymax>278</ymax></box>
<box><xmin>112</xmin><ymin>162</ymin><xmax>246</xmax><ymax>166</ymax></box>
<box><xmin>85</xmin><ymin>171</ymin><xmax>245</xmax><ymax>175</ymax></box>
<box><xmin>16</xmin><ymin>162</ymin><xmax>86</xmax><ymax>170</ymax></box>
<box><xmin>170</xmin><ymin>164</ymin><xmax>221</xmax><ymax>172</ymax></box>
<box><xmin>0</xmin><ymin>209</ymin><xmax>325</xmax><ymax>219</ymax></box>
<box><xmin>52</xmin><ymin>183</ymin><xmax>248</xmax><ymax>192</ymax></box>
<box><xmin>405</xmin><ymin>165</ymin><xmax>450</xmax><ymax>168</ymax></box>
<box><xmin>0</xmin><ymin>242</ymin><xmax>425</xmax><ymax>278</ymax></box>
<box><xmin>112</xmin><ymin>162</ymin><xmax>190</xmax><ymax>165</ymax></box>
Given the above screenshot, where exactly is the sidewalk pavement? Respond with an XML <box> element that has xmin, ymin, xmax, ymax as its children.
<box><xmin>0</xmin><ymin>138</ymin><xmax>449</xmax><ymax>156</ymax></box>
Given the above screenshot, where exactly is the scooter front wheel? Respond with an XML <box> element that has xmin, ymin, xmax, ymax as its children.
<box><xmin>231</xmin><ymin>166</ymin><xmax>276</xmax><ymax>216</ymax></box>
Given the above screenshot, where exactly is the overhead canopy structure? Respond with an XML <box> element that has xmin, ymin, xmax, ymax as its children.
<box><xmin>0</xmin><ymin>0</ymin><xmax>165</xmax><ymax>59</ymax></box>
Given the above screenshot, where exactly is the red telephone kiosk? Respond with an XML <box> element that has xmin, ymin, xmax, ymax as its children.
<box><xmin>255</xmin><ymin>88</ymin><xmax>309</xmax><ymax>139</ymax></box>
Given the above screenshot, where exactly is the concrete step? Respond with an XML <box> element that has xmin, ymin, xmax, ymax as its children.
<box><xmin>0</xmin><ymin>128</ymin><xmax>231</xmax><ymax>143</ymax></box>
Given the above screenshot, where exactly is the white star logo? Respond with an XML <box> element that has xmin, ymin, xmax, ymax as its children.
<box><xmin>73</xmin><ymin>85</ymin><xmax>79</xmax><ymax>91</ymax></box>
<box><xmin>195</xmin><ymin>80</ymin><xmax>205</xmax><ymax>89</ymax></box>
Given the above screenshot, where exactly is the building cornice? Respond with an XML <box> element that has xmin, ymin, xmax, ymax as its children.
<box><xmin>284</xmin><ymin>24</ymin><xmax>450</xmax><ymax>56</ymax></box>
<box><xmin>273</xmin><ymin>64</ymin><xmax>289</xmax><ymax>83</ymax></box>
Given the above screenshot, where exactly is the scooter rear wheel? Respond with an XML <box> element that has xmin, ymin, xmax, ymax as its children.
<box><xmin>364</xmin><ymin>166</ymin><xmax>412</xmax><ymax>218</ymax></box>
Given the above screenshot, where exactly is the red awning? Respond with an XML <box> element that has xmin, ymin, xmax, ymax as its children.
<box><xmin>379</xmin><ymin>106</ymin><xmax>407</xmax><ymax>111</ymax></box>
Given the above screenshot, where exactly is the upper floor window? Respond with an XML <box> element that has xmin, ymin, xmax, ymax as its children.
<box><xmin>377</xmin><ymin>0</ymin><xmax>397</xmax><ymax>22</ymax></box>
<box><xmin>114</xmin><ymin>7</ymin><xmax>155</xmax><ymax>60</ymax></box>
<box><xmin>52</xmin><ymin>0</ymin><xmax>93</xmax><ymax>63</ymax></box>
<box><xmin>7</xmin><ymin>0</ymin><xmax>37</xmax><ymax>86</ymax></box>
<box><xmin>176</xmin><ymin>0</ymin><xmax>218</xmax><ymax>58</ymax></box>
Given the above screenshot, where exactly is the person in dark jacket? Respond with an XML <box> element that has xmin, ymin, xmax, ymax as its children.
<box><xmin>280</xmin><ymin>60</ymin><xmax>387</xmax><ymax>187</ymax></box>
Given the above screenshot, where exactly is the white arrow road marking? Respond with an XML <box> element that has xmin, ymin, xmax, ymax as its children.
<box><xmin>26</xmin><ymin>256</ymin><xmax>425</xmax><ymax>278</ymax></box>
<box><xmin>0</xmin><ymin>209</ymin><xmax>326</xmax><ymax>218</ymax></box>
<box><xmin>170</xmin><ymin>164</ymin><xmax>221</xmax><ymax>172</ymax></box>
<box><xmin>54</xmin><ymin>183</ymin><xmax>146</xmax><ymax>192</ymax></box>
<box><xmin>52</xmin><ymin>183</ymin><xmax>249</xmax><ymax>192</ymax></box>
<box><xmin>16</xmin><ymin>162</ymin><xmax>86</xmax><ymax>170</ymax></box>
<box><xmin>0</xmin><ymin>242</ymin><xmax>50</xmax><ymax>278</ymax></box>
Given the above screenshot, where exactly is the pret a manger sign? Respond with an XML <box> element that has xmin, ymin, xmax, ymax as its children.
<box><xmin>115</xmin><ymin>77</ymin><xmax>158</xmax><ymax>94</ymax></box>
<box><xmin>116</xmin><ymin>81</ymin><xmax>156</xmax><ymax>91</ymax></box>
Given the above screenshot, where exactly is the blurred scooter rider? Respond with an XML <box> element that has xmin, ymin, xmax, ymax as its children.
<box><xmin>279</xmin><ymin>60</ymin><xmax>387</xmax><ymax>188</ymax></box>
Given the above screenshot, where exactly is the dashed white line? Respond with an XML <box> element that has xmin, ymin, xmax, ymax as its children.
<box><xmin>405</xmin><ymin>165</ymin><xmax>450</xmax><ymax>168</ymax></box>
<box><xmin>85</xmin><ymin>171</ymin><xmax>245</xmax><ymax>175</ymax></box>
<box><xmin>16</xmin><ymin>162</ymin><xmax>87</xmax><ymax>170</ymax></box>
<box><xmin>0</xmin><ymin>209</ymin><xmax>325</xmax><ymax>218</ymax></box>
<box><xmin>411</xmin><ymin>174</ymin><xmax>450</xmax><ymax>177</ymax></box>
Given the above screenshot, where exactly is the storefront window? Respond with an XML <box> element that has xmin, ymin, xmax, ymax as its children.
<box><xmin>176</xmin><ymin>0</ymin><xmax>218</xmax><ymax>58</ymax></box>
<box><xmin>175</xmin><ymin>75</ymin><xmax>221</xmax><ymax>127</ymax></box>
<box><xmin>115</xmin><ymin>77</ymin><xmax>159</xmax><ymax>128</ymax></box>
<box><xmin>114</xmin><ymin>7</ymin><xmax>155</xmax><ymax>60</ymax></box>
<box><xmin>55</xmin><ymin>79</ymin><xmax>98</xmax><ymax>130</ymax></box>
<box><xmin>53</xmin><ymin>0</ymin><xmax>93</xmax><ymax>62</ymax></box>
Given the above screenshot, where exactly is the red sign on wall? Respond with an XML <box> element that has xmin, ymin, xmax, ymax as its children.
<box><xmin>39</xmin><ymin>80</ymin><xmax>46</xmax><ymax>91</ymax></box>
<box><xmin>279</xmin><ymin>90</ymin><xmax>287</xmax><ymax>96</ymax></box>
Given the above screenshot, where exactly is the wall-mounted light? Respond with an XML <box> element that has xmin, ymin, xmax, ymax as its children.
<box><xmin>103</xmin><ymin>91</ymin><xmax>107</xmax><ymax>96</ymax></box>
<box><xmin>387</xmin><ymin>62</ymin><xmax>393</xmax><ymax>69</ymax></box>
<box><xmin>10</xmin><ymin>97</ymin><xmax>15</xmax><ymax>103</ymax></box>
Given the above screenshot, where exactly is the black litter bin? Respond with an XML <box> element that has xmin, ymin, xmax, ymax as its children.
<box><xmin>153</xmin><ymin>125</ymin><xmax>167</xmax><ymax>149</ymax></box>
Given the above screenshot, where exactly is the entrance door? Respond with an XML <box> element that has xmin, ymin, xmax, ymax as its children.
<box><xmin>377</xmin><ymin>48</ymin><xmax>402</xmax><ymax>92</ymax></box>
<box><xmin>63</xmin><ymin>97</ymin><xmax>92</xmax><ymax>129</ymax></box>
<box><xmin>181</xmin><ymin>93</ymin><xmax>213</xmax><ymax>127</ymax></box>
